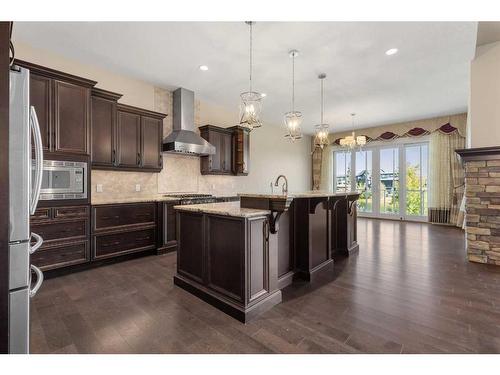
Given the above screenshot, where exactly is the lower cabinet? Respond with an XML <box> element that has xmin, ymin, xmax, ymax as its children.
<box><xmin>93</xmin><ymin>228</ymin><xmax>156</xmax><ymax>260</ymax></box>
<box><xmin>30</xmin><ymin>205</ymin><xmax>91</xmax><ymax>271</ymax></box>
<box><xmin>175</xmin><ymin>210</ymin><xmax>281</xmax><ymax>322</ymax></box>
<box><xmin>91</xmin><ymin>202</ymin><xmax>157</xmax><ymax>260</ymax></box>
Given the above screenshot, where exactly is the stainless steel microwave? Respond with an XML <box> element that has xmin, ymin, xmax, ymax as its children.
<box><xmin>32</xmin><ymin>160</ymin><xmax>87</xmax><ymax>200</ymax></box>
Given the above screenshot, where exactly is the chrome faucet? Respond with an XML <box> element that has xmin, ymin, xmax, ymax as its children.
<box><xmin>274</xmin><ymin>175</ymin><xmax>288</xmax><ymax>195</ymax></box>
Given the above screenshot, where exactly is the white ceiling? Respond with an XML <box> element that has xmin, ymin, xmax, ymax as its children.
<box><xmin>13</xmin><ymin>22</ymin><xmax>477</xmax><ymax>134</ymax></box>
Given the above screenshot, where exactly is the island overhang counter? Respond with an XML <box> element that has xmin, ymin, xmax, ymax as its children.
<box><xmin>173</xmin><ymin>192</ymin><xmax>360</xmax><ymax>322</ymax></box>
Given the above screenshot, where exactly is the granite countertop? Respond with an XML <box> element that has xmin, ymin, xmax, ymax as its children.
<box><xmin>174</xmin><ymin>202</ymin><xmax>270</xmax><ymax>218</ymax></box>
<box><xmin>91</xmin><ymin>195</ymin><xmax>181</xmax><ymax>205</ymax></box>
<box><xmin>238</xmin><ymin>191</ymin><xmax>360</xmax><ymax>199</ymax></box>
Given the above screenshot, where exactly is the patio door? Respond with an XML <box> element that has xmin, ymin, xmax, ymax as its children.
<box><xmin>333</xmin><ymin>140</ymin><xmax>429</xmax><ymax>221</ymax></box>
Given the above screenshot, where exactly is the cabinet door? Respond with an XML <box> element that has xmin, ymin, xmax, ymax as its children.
<box><xmin>221</xmin><ymin>133</ymin><xmax>232</xmax><ymax>173</ymax></box>
<box><xmin>141</xmin><ymin>115</ymin><xmax>162</xmax><ymax>169</ymax></box>
<box><xmin>242</xmin><ymin>130</ymin><xmax>250</xmax><ymax>174</ymax></box>
<box><xmin>29</xmin><ymin>74</ymin><xmax>52</xmax><ymax>152</ymax></box>
<box><xmin>117</xmin><ymin>110</ymin><xmax>141</xmax><ymax>168</ymax></box>
<box><xmin>53</xmin><ymin>80</ymin><xmax>90</xmax><ymax>155</ymax></box>
<box><xmin>209</xmin><ymin>131</ymin><xmax>222</xmax><ymax>172</ymax></box>
<box><xmin>91</xmin><ymin>96</ymin><xmax>116</xmax><ymax>166</ymax></box>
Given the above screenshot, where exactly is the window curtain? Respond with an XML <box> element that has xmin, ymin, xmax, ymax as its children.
<box><xmin>311</xmin><ymin>147</ymin><xmax>323</xmax><ymax>190</ymax></box>
<box><xmin>428</xmin><ymin>130</ymin><xmax>465</xmax><ymax>226</ymax></box>
<box><xmin>319</xmin><ymin>144</ymin><xmax>333</xmax><ymax>192</ymax></box>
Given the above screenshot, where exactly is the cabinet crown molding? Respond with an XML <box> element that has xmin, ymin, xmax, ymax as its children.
<box><xmin>91</xmin><ymin>87</ymin><xmax>123</xmax><ymax>101</ymax></box>
<box><xmin>14</xmin><ymin>59</ymin><xmax>97</xmax><ymax>88</ymax></box>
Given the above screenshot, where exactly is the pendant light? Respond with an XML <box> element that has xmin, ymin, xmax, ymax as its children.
<box><xmin>339</xmin><ymin>113</ymin><xmax>367</xmax><ymax>149</ymax></box>
<box><xmin>284</xmin><ymin>49</ymin><xmax>303</xmax><ymax>141</ymax></box>
<box><xmin>239</xmin><ymin>21</ymin><xmax>263</xmax><ymax>131</ymax></box>
<box><xmin>314</xmin><ymin>74</ymin><xmax>330</xmax><ymax>150</ymax></box>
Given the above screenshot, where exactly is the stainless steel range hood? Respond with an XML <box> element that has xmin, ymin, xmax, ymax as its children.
<box><xmin>162</xmin><ymin>88</ymin><xmax>215</xmax><ymax>156</ymax></box>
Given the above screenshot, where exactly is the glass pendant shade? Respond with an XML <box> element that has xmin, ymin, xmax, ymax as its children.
<box><xmin>284</xmin><ymin>111</ymin><xmax>303</xmax><ymax>141</ymax></box>
<box><xmin>239</xmin><ymin>21</ymin><xmax>263</xmax><ymax>131</ymax></box>
<box><xmin>239</xmin><ymin>91</ymin><xmax>263</xmax><ymax>129</ymax></box>
<box><xmin>314</xmin><ymin>123</ymin><xmax>330</xmax><ymax>149</ymax></box>
<box><xmin>284</xmin><ymin>49</ymin><xmax>303</xmax><ymax>141</ymax></box>
<box><xmin>313</xmin><ymin>74</ymin><xmax>330</xmax><ymax>150</ymax></box>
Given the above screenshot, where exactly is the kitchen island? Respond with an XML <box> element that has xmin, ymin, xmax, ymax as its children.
<box><xmin>174</xmin><ymin>192</ymin><xmax>360</xmax><ymax>322</ymax></box>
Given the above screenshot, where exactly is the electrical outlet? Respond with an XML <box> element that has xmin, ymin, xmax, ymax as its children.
<box><xmin>135</xmin><ymin>184</ymin><xmax>141</xmax><ymax>192</ymax></box>
<box><xmin>96</xmin><ymin>184</ymin><xmax>103</xmax><ymax>193</ymax></box>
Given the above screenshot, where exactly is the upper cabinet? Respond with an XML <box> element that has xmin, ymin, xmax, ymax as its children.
<box><xmin>115</xmin><ymin>104</ymin><xmax>165</xmax><ymax>172</ymax></box>
<box><xmin>54</xmin><ymin>80</ymin><xmax>91</xmax><ymax>155</ymax></box>
<box><xmin>229</xmin><ymin>126</ymin><xmax>250</xmax><ymax>176</ymax></box>
<box><xmin>199</xmin><ymin>125</ymin><xmax>250</xmax><ymax>176</ymax></box>
<box><xmin>16</xmin><ymin>60</ymin><xmax>96</xmax><ymax>158</ymax></box>
<box><xmin>141</xmin><ymin>115</ymin><xmax>163</xmax><ymax>169</ymax></box>
<box><xmin>92</xmin><ymin>91</ymin><xmax>165</xmax><ymax>172</ymax></box>
<box><xmin>199</xmin><ymin>125</ymin><xmax>233</xmax><ymax>175</ymax></box>
<box><xmin>90</xmin><ymin>88</ymin><xmax>122</xmax><ymax>167</ymax></box>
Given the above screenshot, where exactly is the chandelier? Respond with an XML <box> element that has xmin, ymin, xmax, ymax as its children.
<box><xmin>284</xmin><ymin>49</ymin><xmax>303</xmax><ymax>141</ymax></box>
<box><xmin>314</xmin><ymin>74</ymin><xmax>330</xmax><ymax>150</ymax></box>
<box><xmin>239</xmin><ymin>21</ymin><xmax>263</xmax><ymax>131</ymax></box>
<box><xmin>339</xmin><ymin>113</ymin><xmax>367</xmax><ymax>149</ymax></box>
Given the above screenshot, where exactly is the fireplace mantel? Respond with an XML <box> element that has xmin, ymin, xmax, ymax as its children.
<box><xmin>456</xmin><ymin>146</ymin><xmax>500</xmax><ymax>161</ymax></box>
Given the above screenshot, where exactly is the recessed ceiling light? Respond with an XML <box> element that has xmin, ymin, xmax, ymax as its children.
<box><xmin>261</xmin><ymin>93</ymin><xmax>267</xmax><ymax>97</ymax></box>
<box><xmin>199</xmin><ymin>65</ymin><xmax>209</xmax><ymax>71</ymax></box>
<box><xmin>385</xmin><ymin>48</ymin><xmax>398</xmax><ymax>56</ymax></box>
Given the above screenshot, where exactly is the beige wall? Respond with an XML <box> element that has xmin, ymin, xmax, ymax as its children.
<box><xmin>469</xmin><ymin>41</ymin><xmax>500</xmax><ymax>148</ymax></box>
<box><xmin>15</xmin><ymin>42</ymin><xmax>312</xmax><ymax>199</ymax></box>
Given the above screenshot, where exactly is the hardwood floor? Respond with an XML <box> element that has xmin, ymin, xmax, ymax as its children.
<box><xmin>30</xmin><ymin>218</ymin><xmax>500</xmax><ymax>354</ymax></box>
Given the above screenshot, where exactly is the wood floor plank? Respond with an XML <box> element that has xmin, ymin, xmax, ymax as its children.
<box><xmin>30</xmin><ymin>218</ymin><xmax>500</xmax><ymax>353</ymax></box>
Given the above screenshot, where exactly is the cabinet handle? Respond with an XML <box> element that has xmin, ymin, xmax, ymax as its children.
<box><xmin>102</xmin><ymin>241</ymin><xmax>121</xmax><ymax>247</ymax></box>
<box><xmin>137</xmin><ymin>153</ymin><xmax>141</xmax><ymax>165</ymax></box>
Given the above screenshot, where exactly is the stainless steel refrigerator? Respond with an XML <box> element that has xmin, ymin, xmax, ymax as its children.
<box><xmin>8</xmin><ymin>66</ymin><xmax>44</xmax><ymax>354</ymax></box>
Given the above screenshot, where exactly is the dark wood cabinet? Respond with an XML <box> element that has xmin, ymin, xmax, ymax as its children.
<box><xmin>91</xmin><ymin>88</ymin><xmax>122</xmax><ymax>167</ymax></box>
<box><xmin>174</xmin><ymin>210</ymin><xmax>281</xmax><ymax>322</ymax></box>
<box><xmin>141</xmin><ymin>115</ymin><xmax>163</xmax><ymax>169</ymax></box>
<box><xmin>157</xmin><ymin>201</ymin><xmax>180</xmax><ymax>254</ymax></box>
<box><xmin>53</xmin><ymin>80</ymin><xmax>90</xmax><ymax>155</ymax></box>
<box><xmin>91</xmin><ymin>202</ymin><xmax>157</xmax><ymax>260</ymax></box>
<box><xmin>200</xmin><ymin>125</ymin><xmax>233</xmax><ymax>175</ymax></box>
<box><xmin>110</xmin><ymin>104</ymin><xmax>165</xmax><ymax>172</ymax></box>
<box><xmin>229</xmin><ymin>126</ymin><xmax>250</xmax><ymax>175</ymax></box>
<box><xmin>15</xmin><ymin>59</ymin><xmax>96</xmax><ymax>157</ymax></box>
<box><xmin>30</xmin><ymin>205</ymin><xmax>91</xmax><ymax>271</ymax></box>
<box><xmin>29</xmin><ymin>73</ymin><xmax>52</xmax><ymax>152</ymax></box>
<box><xmin>117</xmin><ymin>109</ymin><xmax>141</xmax><ymax>168</ymax></box>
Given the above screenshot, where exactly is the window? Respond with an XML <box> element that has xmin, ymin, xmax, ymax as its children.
<box><xmin>405</xmin><ymin>143</ymin><xmax>428</xmax><ymax>216</ymax></box>
<box><xmin>355</xmin><ymin>150</ymin><xmax>372</xmax><ymax>212</ymax></box>
<box><xmin>379</xmin><ymin>147</ymin><xmax>399</xmax><ymax>214</ymax></box>
<box><xmin>335</xmin><ymin>151</ymin><xmax>351</xmax><ymax>193</ymax></box>
<box><xmin>333</xmin><ymin>140</ymin><xmax>429</xmax><ymax>221</ymax></box>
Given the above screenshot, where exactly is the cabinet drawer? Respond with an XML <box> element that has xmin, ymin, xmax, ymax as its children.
<box><xmin>93</xmin><ymin>228</ymin><xmax>156</xmax><ymax>260</ymax></box>
<box><xmin>53</xmin><ymin>205</ymin><xmax>88</xmax><ymax>219</ymax></box>
<box><xmin>31</xmin><ymin>207</ymin><xmax>51</xmax><ymax>223</ymax></box>
<box><xmin>93</xmin><ymin>203</ymin><xmax>156</xmax><ymax>231</ymax></box>
<box><xmin>31</xmin><ymin>240</ymin><xmax>90</xmax><ymax>271</ymax></box>
<box><xmin>31</xmin><ymin>219</ymin><xmax>87</xmax><ymax>243</ymax></box>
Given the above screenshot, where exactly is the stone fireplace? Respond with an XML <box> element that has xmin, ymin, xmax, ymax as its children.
<box><xmin>457</xmin><ymin>147</ymin><xmax>500</xmax><ymax>265</ymax></box>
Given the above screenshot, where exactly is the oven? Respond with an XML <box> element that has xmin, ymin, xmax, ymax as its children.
<box><xmin>33</xmin><ymin>160</ymin><xmax>87</xmax><ymax>200</ymax></box>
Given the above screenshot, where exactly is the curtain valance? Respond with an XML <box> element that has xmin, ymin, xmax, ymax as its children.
<box><xmin>330</xmin><ymin>112</ymin><xmax>466</xmax><ymax>146</ymax></box>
